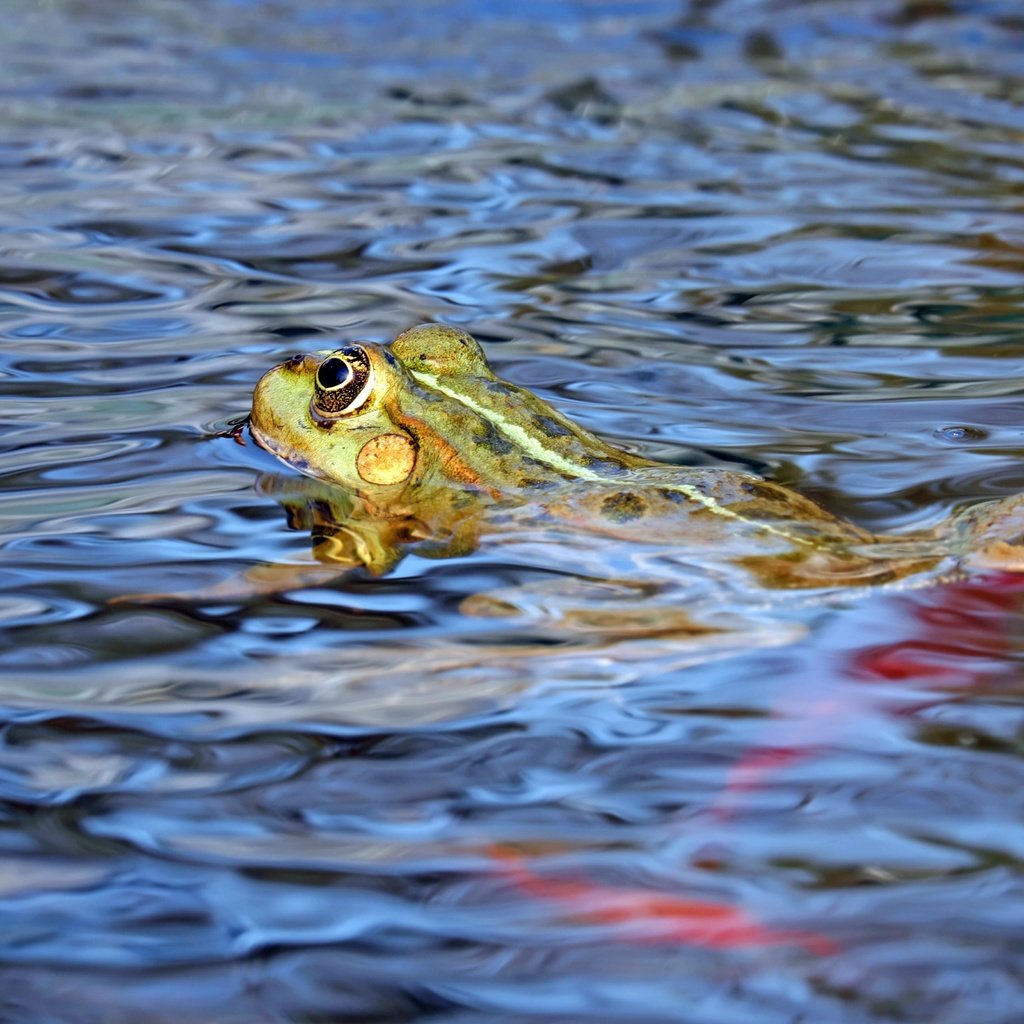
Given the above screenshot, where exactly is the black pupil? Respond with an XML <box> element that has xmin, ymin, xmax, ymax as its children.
<box><xmin>317</xmin><ymin>357</ymin><xmax>351</xmax><ymax>390</ymax></box>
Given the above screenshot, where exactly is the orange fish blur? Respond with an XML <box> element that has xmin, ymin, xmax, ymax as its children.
<box><xmin>852</xmin><ymin>572</ymin><xmax>1024</xmax><ymax>684</ymax></box>
<box><xmin>487</xmin><ymin>577</ymin><xmax>1024</xmax><ymax>960</ymax></box>
<box><xmin>720</xmin><ymin>573</ymin><xmax>1024</xmax><ymax>816</ymax></box>
<box><xmin>491</xmin><ymin>848</ymin><xmax>837</xmax><ymax>956</ymax></box>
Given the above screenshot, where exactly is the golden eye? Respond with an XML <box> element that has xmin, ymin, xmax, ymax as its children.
<box><xmin>312</xmin><ymin>345</ymin><xmax>374</xmax><ymax>416</ymax></box>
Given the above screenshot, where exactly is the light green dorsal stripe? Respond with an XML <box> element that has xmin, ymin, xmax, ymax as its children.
<box><xmin>411</xmin><ymin>370</ymin><xmax>605</xmax><ymax>480</ymax></box>
<box><xmin>410</xmin><ymin>369</ymin><xmax>815</xmax><ymax>546</ymax></box>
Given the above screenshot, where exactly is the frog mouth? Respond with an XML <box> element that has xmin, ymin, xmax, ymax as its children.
<box><xmin>248</xmin><ymin>417</ymin><xmax>282</xmax><ymax>458</ymax></box>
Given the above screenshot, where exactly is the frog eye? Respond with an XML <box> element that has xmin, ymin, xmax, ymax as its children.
<box><xmin>312</xmin><ymin>345</ymin><xmax>374</xmax><ymax>417</ymax></box>
<box><xmin>316</xmin><ymin>357</ymin><xmax>353</xmax><ymax>390</ymax></box>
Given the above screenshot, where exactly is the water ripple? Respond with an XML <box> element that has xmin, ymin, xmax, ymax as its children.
<box><xmin>2</xmin><ymin>1</ymin><xmax>1024</xmax><ymax>1021</ymax></box>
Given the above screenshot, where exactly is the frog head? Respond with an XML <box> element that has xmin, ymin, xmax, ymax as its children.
<box><xmin>250</xmin><ymin>324</ymin><xmax>642</xmax><ymax>498</ymax></box>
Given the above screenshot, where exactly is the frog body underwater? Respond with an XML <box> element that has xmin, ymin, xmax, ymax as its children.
<box><xmin>248</xmin><ymin>324</ymin><xmax>1024</xmax><ymax>602</ymax></box>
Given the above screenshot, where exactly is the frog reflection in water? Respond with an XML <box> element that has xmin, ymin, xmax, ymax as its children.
<box><xmin>248</xmin><ymin>324</ymin><xmax>1024</xmax><ymax>639</ymax></box>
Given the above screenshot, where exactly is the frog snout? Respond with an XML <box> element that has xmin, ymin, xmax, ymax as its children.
<box><xmin>250</xmin><ymin>358</ymin><xmax>313</xmax><ymax>440</ymax></box>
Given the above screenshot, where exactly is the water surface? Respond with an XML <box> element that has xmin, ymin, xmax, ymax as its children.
<box><xmin>2</xmin><ymin>1</ymin><xmax>1024</xmax><ymax>1021</ymax></box>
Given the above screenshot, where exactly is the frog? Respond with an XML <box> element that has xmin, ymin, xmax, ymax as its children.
<box><xmin>249</xmin><ymin>323</ymin><xmax>1024</xmax><ymax>615</ymax></box>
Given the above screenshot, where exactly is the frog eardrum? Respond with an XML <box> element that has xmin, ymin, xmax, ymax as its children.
<box><xmin>312</xmin><ymin>345</ymin><xmax>374</xmax><ymax>416</ymax></box>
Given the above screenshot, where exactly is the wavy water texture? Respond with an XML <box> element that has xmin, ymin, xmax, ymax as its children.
<box><xmin>1</xmin><ymin>1</ymin><xmax>1024</xmax><ymax>1022</ymax></box>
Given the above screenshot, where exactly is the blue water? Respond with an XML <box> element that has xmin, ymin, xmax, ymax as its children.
<box><xmin>2</xmin><ymin>1</ymin><xmax>1024</xmax><ymax>1021</ymax></box>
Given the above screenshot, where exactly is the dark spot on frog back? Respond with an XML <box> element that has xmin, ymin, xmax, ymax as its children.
<box><xmin>739</xmin><ymin>479</ymin><xmax>808</xmax><ymax>516</ymax></box>
<box><xmin>473</xmin><ymin>419</ymin><xmax>516</xmax><ymax>455</ymax></box>
<box><xmin>518</xmin><ymin>476</ymin><xmax>558</xmax><ymax>491</ymax></box>
<box><xmin>532</xmin><ymin>414</ymin><xmax>573</xmax><ymax>439</ymax></box>
<box><xmin>481</xmin><ymin>378</ymin><xmax>509</xmax><ymax>395</ymax></box>
<box><xmin>601</xmin><ymin>490</ymin><xmax>648</xmax><ymax>523</ymax></box>
<box><xmin>581</xmin><ymin>454</ymin><xmax>630</xmax><ymax>474</ymax></box>
<box><xmin>740</xmin><ymin>480</ymin><xmax>779</xmax><ymax>499</ymax></box>
<box><xmin>658</xmin><ymin>487</ymin><xmax>691</xmax><ymax>505</ymax></box>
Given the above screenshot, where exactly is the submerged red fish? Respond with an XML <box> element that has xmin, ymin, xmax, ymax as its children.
<box><xmin>490</xmin><ymin>846</ymin><xmax>837</xmax><ymax>956</ymax></box>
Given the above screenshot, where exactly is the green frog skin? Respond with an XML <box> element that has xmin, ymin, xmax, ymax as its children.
<box><xmin>248</xmin><ymin>323</ymin><xmax>1024</xmax><ymax>589</ymax></box>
